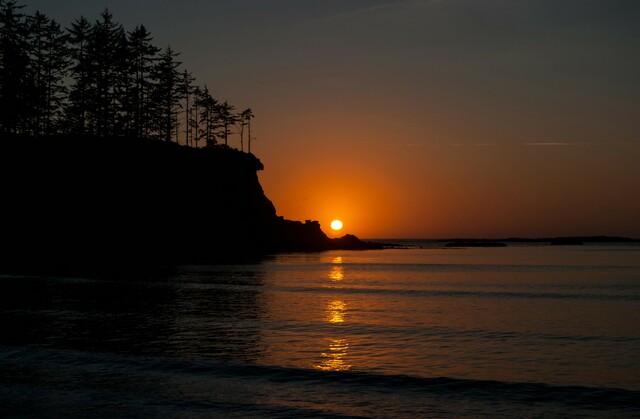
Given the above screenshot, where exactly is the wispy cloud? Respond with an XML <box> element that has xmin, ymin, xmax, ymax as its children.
<box><xmin>385</xmin><ymin>140</ymin><xmax>612</xmax><ymax>148</ymax></box>
<box><xmin>523</xmin><ymin>142</ymin><xmax>594</xmax><ymax>147</ymax></box>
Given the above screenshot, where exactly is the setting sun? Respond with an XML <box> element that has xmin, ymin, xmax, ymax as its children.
<box><xmin>331</xmin><ymin>219</ymin><xmax>343</xmax><ymax>231</ymax></box>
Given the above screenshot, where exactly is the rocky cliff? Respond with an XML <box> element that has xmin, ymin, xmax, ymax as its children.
<box><xmin>0</xmin><ymin>135</ymin><xmax>379</xmax><ymax>269</ymax></box>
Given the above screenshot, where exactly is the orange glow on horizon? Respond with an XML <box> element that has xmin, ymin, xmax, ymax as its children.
<box><xmin>258</xmin><ymin>116</ymin><xmax>640</xmax><ymax>239</ymax></box>
<box><xmin>260</xmin><ymin>148</ymin><xmax>404</xmax><ymax>238</ymax></box>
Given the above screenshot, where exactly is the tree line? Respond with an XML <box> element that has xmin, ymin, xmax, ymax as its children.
<box><xmin>0</xmin><ymin>1</ymin><xmax>255</xmax><ymax>152</ymax></box>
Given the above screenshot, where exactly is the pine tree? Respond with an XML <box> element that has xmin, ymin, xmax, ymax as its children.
<box><xmin>196</xmin><ymin>85</ymin><xmax>219</xmax><ymax>147</ymax></box>
<box><xmin>43</xmin><ymin>18</ymin><xmax>68</xmax><ymax>134</ymax></box>
<box><xmin>0</xmin><ymin>0</ymin><xmax>30</xmax><ymax>133</ymax></box>
<box><xmin>0</xmin><ymin>4</ymin><xmax>257</xmax><ymax>152</ymax></box>
<box><xmin>238</xmin><ymin>108</ymin><xmax>253</xmax><ymax>152</ymax></box>
<box><xmin>27</xmin><ymin>11</ymin><xmax>47</xmax><ymax>134</ymax></box>
<box><xmin>66</xmin><ymin>16</ymin><xmax>92</xmax><ymax>134</ymax></box>
<box><xmin>180</xmin><ymin>69</ymin><xmax>195</xmax><ymax>146</ymax></box>
<box><xmin>112</xmin><ymin>28</ymin><xmax>133</xmax><ymax>136</ymax></box>
<box><xmin>152</xmin><ymin>46</ymin><xmax>181</xmax><ymax>141</ymax></box>
<box><xmin>128</xmin><ymin>25</ymin><xmax>159</xmax><ymax>139</ymax></box>
<box><xmin>88</xmin><ymin>9</ymin><xmax>124</xmax><ymax>137</ymax></box>
<box><xmin>246</xmin><ymin>109</ymin><xmax>255</xmax><ymax>154</ymax></box>
<box><xmin>217</xmin><ymin>100</ymin><xmax>236</xmax><ymax>147</ymax></box>
<box><xmin>191</xmin><ymin>85</ymin><xmax>202</xmax><ymax>148</ymax></box>
<box><xmin>27</xmin><ymin>11</ymin><xmax>68</xmax><ymax>135</ymax></box>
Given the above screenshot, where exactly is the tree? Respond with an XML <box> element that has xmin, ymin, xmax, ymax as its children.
<box><xmin>27</xmin><ymin>11</ymin><xmax>68</xmax><ymax>135</ymax></box>
<box><xmin>196</xmin><ymin>85</ymin><xmax>218</xmax><ymax>147</ymax></box>
<box><xmin>26</xmin><ymin>11</ymin><xmax>47</xmax><ymax>134</ymax></box>
<box><xmin>0</xmin><ymin>4</ymin><xmax>258</xmax><ymax>154</ymax></box>
<box><xmin>66</xmin><ymin>16</ymin><xmax>92</xmax><ymax>134</ymax></box>
<box><xmin>217</xmin><ymin>100</ymin><xmax>236</xmax><ymax>147</ymax></box>
<box><xmin>238</xmin><ymin>108</ymin><xmax>253</xmax><ymax>152</ymax></box>
<box><xmin>42</xmin><ymin>16</ymin><xmax>68</xmax><ymax>135</ymax></box>
<box><xmin>128</xmin><ymin>24</ymin><xmax>159</xmax><ymax>139</ymax></box>
<box><xmin>87</xmin><ymin>9</ymin><xmax>124</xmax><ymax>137</ymax></box>
<box><xmin>112</xmin><ymin>28</ymin><xmax>133</xmax><ymax>136</ymax></box>
<box><xmin>0</xmin><ymin>0</ymin><xmax>30</xmax><ymax>133</ymax></box>
<box><xmin>191</xmin><ymin>85</ymin><xmax>202</xmax><ymax>147</ymax></box>
<box><xmin>179</xmin><ymin>69</ymin><xmax>195</xmax><ymax>146</ymax></box>
<box><xmin>152</xmin><ymin>46</ymin><xmax>181</xmax><ymax>141</ymax></box>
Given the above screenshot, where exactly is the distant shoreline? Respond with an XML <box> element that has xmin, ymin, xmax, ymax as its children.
<box><xmin>369</xmin><ymin>236</ymin><xmax>638</xmax><ymax>243</ymax></box>
<box><xmin>368</xmin><ymin>237</ymin><xmax>639</xmax><ymax>249</ymax></box>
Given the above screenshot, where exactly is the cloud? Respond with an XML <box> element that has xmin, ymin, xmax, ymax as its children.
<box><xmin>523</xmin><ymin>142</ymin><xmax>594</xmax><ymax>147</ymax></box>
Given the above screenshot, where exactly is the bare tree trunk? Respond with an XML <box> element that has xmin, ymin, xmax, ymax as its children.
<box><xmin>248</xmin><ymin>121</ymin><xmax>251</xmax><ymax>154</ymax></box>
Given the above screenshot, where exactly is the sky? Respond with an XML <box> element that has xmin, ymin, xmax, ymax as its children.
<box><xmin>25</xmin><ymin>0</ymin><xmax>640</xmax><ymax>238</ymax></box>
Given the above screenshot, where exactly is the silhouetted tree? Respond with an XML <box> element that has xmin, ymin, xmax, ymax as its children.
<box><xmin>152</xmin><ymin>46</ymin><xmax>181</xmax><ymax>141</ymax></box>
<box><xmin>87</xmin><ymin>9</ymin><xmax>124</xmax><ymax>137</ymax></box>
<box><xmin>112</xmin><ymin>28</ymin><xmax>134</xmax><ymax>136</ymax></box>
<box><xmin>65</xmin><ymin>16</ymin><xmax>92</xmax><ymax>134</ymax></box>
<box><xmin>26</xmin><ymin>11</ymin><xmax>46</xmax><ymax>134</ymax></box>
<box><xmin>0</xmin><ymin>0</ymin><xmax>30</xmax><ymax>133</ymax></box>
<box><xmin>238</xmin><ymin>108</ymin><xmax>253</xmax><ymax>152</ymax></box>
<box><xmin>179</xmin><ymin>69</ymin><xmax>195</xmax><ymax>146</ymax></box>
<box><xmin>0</xmin><ymin>3</ymin><xmax>258</xmax><ymax>155</ymax></box>
<box><xmin>196</xmin><ymin>85</ymin><xmax>218</xmax><ymax>147</ymax></box>
<box><xmin>217</xmin><ymin>100</ymin><xmax>236</xmax><ymax>147</ymax></box>
<box><xmin>28</xmin><ymin>11</ymin><xmax>68</xmax><ymax>135</ymax></box>
<box><xmin>128</xmin><ymin>24</ymin><xmax>159</xmax><ymax>139</ymax></box>
<box><xmin>43</xmin><ymin>17</ymin><xmax>68</xmax><ymax>134</ymax></box>
<box><xmin>191</xmin><ymin>85</ymin><xmax>202</xmax><ymax>147</ymax></box>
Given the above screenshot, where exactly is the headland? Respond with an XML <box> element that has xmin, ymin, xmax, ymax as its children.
<box><xmin>0</xmin><ymin>134</ymin><xmax>382</xmax><ymax>271</ymax></box>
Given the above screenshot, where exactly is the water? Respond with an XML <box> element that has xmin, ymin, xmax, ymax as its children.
<box><xmin>2</xmin><ymin>243</ymin><xmax>640</xmax><ymax>417</ymax></box>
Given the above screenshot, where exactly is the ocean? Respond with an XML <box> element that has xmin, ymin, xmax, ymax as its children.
<box><xmin>1</xmin><ymin>243</ymin><xmax>639</xmax><ymax>417</ymax></box>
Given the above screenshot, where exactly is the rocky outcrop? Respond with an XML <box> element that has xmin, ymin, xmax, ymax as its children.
<box><xmin>0</xmin><ymin>135</ymin><xmax>378</xmax><ymax>269</ymax></box>
<box><xmin>273</xmin><ymin>220</ymin><xmax>383</xmax><ymax>252</ymax></box>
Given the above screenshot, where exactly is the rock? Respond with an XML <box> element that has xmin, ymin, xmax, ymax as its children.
<box><xmin>0</xmin><ymin>134</ymin><xmax>385</xmax><ymax>271</ymax></box>
<box><xmin>445</xmin><ymin>241</ymin><xmax>507</xmax><ymax>248</ymax></box>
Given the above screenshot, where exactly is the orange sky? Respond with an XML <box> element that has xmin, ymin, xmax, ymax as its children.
<box><xmin>31</xmin><ymin>0</ymin><xmax>640</xmax><ymax>238</ymax></box>
<box><xmin>257</xmin><ymin>105</ymin><xmax>639</xmax><ymax>238</ymax></box>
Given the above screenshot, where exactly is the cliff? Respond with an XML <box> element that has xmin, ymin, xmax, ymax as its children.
<box><xmin>0</xmin><ymin>135</ymin><xmax>379</xmax><ymax>269</ymax></box>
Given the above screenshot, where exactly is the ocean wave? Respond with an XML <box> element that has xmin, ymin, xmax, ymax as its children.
<box><xmin>270</xmin><ymin>284</ymin><xmax>640</xmax><ymax>301</ymax></box>
<box><xmin>1</xmin><ymin>346</ymin><xmax>638</xmax><ymax>415</ymax></box>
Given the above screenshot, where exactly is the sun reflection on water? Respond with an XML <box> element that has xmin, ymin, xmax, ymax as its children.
<box><xmin>327</xmin><ymin>300</ymin><xmax>347</xmax><ymax>324</ymax></box>
<box><xmin>315</xmin><ymin>256</ymin><xmax>352</xmax><ymax>372</ymax></box>
<box><xmin>328</xmin><ymin>256</ymin><xmax>344</xmax><ymax>282</ymax></box>
<box><xmin>316</xmin><ymin>338</ymin><xmax>351</xmax><ymax>371</ymax></box>
<box><xmin>329</xmin><ymin>266</ymin><xmax>344</xmax><ymax>281</ymax></box>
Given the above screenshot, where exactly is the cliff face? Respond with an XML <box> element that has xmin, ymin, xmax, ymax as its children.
<box><xmin>1</xmin><ymin>135</ymin><xmax>377</xmax><ymax>268</ymax></box>
<box><xmin>2</xmin><ymin>135</ymin><xmax>272</xmax><ymax>264</ymax></box>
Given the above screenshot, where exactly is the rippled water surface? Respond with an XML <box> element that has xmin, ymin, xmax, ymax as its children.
<box><xmin>2</xmin><ymin>244</ymin><xmax>640</xmax><ymax>417</ymax></box>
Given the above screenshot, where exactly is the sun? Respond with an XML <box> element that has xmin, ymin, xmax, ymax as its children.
<box><xmin>330</xmin><ymin>219</ymin><xmax>343</xmax><ymax>231</ymax></box>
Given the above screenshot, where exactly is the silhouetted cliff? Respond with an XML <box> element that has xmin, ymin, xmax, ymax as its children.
<box><xmin>0</xmin><ymin>135</ymin><xmax>379</xmax><ymax>269</ymax></box>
